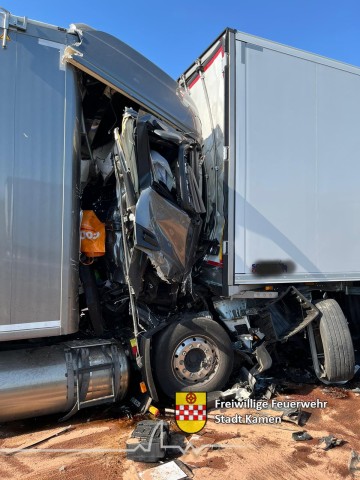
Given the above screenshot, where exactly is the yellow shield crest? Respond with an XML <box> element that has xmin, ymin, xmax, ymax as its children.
<box><xmin>175</xmin><ymin>392</ymin><xmax>207</xmax><ymax>434</ymax></box>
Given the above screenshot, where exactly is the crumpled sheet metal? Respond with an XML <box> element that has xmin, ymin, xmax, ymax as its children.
<box><xmin>292</xmin><ymin>431</ymin><xmax>313</xmax><ymax>441</ymax></box>
<box><xmin>319</xmin><ymin>435</ymin><xmax>344</xmax><ymax>451</ymax></box>
<box><xmin>349</xmin><ymin>450</ymin><xmax>360</xmax><ymax>475</ymax></box>
<box><xmin>121</xmin><ymin>108</ymin><xmax>139</xmax><ymax>196</ymax></box>
<box><xmin>134</xmin><ymin>188</ymin><xmax>200</xmax><ymax>283</ymax></box>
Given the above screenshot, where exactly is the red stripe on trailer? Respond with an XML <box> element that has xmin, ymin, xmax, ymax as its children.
<box><xmin>188</xmin><ymin>46</ymin><xmax>224</xmax><ymax>89</ymax></box>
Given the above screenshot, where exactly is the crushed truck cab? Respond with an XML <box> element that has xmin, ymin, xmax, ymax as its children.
<box><xmin>0</xmin><ymin>8</ymin><xmax>357</xmax><ymax>422</ymax></box>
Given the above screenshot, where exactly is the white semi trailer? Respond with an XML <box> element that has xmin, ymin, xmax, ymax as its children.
<box><xmin>0</xmin><ymin>8</ymin><xmax>357</xmax><ymax>422</ymax></box>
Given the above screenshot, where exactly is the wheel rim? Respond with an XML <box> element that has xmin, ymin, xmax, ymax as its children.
<box><xmin>172</xmin><ymin>336</ymin><xmax>219</xmax><ymax>384</ymax></box>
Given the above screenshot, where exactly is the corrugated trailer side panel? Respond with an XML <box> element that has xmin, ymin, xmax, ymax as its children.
<box><xmin>233</xmin><ymin>32</ymin><xmax>360</xmax><ymax>284</ymax></box>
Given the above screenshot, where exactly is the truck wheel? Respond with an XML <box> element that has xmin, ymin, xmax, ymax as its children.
<box><xmin>153</xmin><ymin>316</ymin><xmax>234</xmax><ymax>398</ymax></box>
<box><xmin>312</xmin><ymin>299</ymin><xmax>355</xmax><ymax>383</ymax></box>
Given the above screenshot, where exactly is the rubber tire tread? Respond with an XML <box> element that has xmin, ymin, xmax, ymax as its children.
<box><xmin>315</xmin><ymin>299</ymin><xmax>355</xmax><ymax>382</ymax></box>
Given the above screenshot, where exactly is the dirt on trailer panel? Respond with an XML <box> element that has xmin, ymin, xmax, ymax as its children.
<box><xmin>0</xmin><ymin>386</ymin><xmax>360</xmax><ymax>480</ymax></box>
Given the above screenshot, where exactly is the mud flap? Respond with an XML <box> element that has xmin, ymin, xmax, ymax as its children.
<box><xmin>265</xmin><ymin>286</ymin><xmax>320</xmax><ymax>341</ymax></box>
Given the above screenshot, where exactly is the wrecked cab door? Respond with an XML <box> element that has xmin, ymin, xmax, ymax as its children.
<box><xmin>64</xmin><ymin>26</ymin><xmax>207</xmax><ymax>301</ymax></box>
<box><xmin>113</xmin><ymin>110</ymin><xmax>206</xmax><ymax>300</ymax></box>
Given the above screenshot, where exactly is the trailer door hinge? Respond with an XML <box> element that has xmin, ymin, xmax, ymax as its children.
<box><xmin>1</xmin><ymin>8</ymin><xmax>27</xmax><ymax>48</ymax></box>
<box><xmin>223</xmin><ymin>146</ymin><xmax>229</xmax><ymax>161</ymax></box>
<box><xmin>222</xmin><ymin>52</ymin><xmax>229</xmax><ymax>72</ymax></box>
<box><xmin>223</xmin><ymin>240</ymin><xmax>228</xmax><ymax>255</ymax></box>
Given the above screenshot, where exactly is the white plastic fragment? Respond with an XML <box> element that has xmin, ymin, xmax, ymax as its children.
<box><xmin>139</xmin><ymin>460</ymin><xmax>188</xmax><ymax>480</ymax></box>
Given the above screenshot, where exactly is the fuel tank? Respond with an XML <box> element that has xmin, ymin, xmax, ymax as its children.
<box><xmin>0</xmin><ymin>339</ymin><xmax>129</xmax><ymax>422</ymax></box>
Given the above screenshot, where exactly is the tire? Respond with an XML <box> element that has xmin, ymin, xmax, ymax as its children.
<box><xmin>153</xmin><ymin>316</ymin><xmax>234</xmax><ymax>398</ymax></box>
<box><xmin>314</xmin><ymin>299</ymin><xmax>355</xmax><ymax>383</ymax></box>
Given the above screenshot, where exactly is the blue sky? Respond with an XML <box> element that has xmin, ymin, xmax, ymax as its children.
<box><xmin>7</xmin><ymin>1</ymin><xmax>360</xmax><ymax>78</ymax></box>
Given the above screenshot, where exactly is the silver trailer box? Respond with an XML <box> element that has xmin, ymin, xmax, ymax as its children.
<box><xmin>0</xmin><ymin>17</ymin><xmax>81</xmax><ymax>340</ymax></box>
<box><xmin>181</xmin><ymin>30</ymin><xmax>360</xmax><ymax>294</ymax></box>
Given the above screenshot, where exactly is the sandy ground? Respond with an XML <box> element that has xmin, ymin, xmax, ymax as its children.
<box><xmin>0</xmin><ymin>385</ymin><xmax>360</xmax><ymax>480</ymax></box>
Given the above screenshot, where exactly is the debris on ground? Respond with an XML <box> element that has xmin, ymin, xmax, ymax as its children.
<box><xmin>262</xmin><ymin>383</ymin><xmax>277</xmax><ymax>400</ymax></box>
<box><xmin>4</xmin><ymin>425</ymin><xmax>74</xmax><ymax>456</ymax></box>
<box><xmin>321</xmin><ymin>387</ymin><xmax>349</xmax><ymax>399</ymax></box>
<box><xmin>126</xmin><ymin>420</ymin><xmax>169</xmax><ymax>462</ymax></box>
<box><xmin>206</xmin><ymin>392</ymin><xmax>224</xmax><ymax>409</ymax></box>
<box><xmin>118</xmin><ymin>405</ymin><xmax>134</xmax><ymax>419</ymax></box>
<box><xmin>166</xmin><ymin>432</ymin><xmax>188</xmax><ymax>457</ymax></box>
<box><xmin>1</xmin><ymin>385</ymin><xmax>360</xmax><ymax>479</ymax></box>
<box><xmin>206</xmin><ymin>368</ymin><xmax>278</xmax><ymax>409</ymax></box>
<box><xmin>139</xmin><ymin>459</ymin><xmax>192</xmax><ymax>480</ymax></box>
<box><xmin>292</xmin><ymin>431</ymin><xmax>313</xmax><ymax>441</ymax></box>
<box><xmin>276</xmin><ymin>407</ymin><xmax>311</xmax><ymax>426</ymax></box>
<box><xmin>238</xmin><ymin>367</ymin><xmax>257</xmax><ymax>391</ymax></box>
<box><xmin>319</xmin><ymin>435</ymin><xmax>344</xmax><ymax>450</ymax></box>
<box><xmin>128</xmin><ymin>393</ymin><xmax>154</xmax><ymax>415</ymax></box>
<box><xmin>281</xmin><ymin>408</ymin><xmax>302</xmax><ymax>425</ymax></box>
<box><xmin>349</xmin><ymin>450</ymin><xmax>360</xmax><ymax>475</ymax></box>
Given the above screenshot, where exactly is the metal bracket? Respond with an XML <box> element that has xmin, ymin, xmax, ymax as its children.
<box><xmin>345</xmin><ymin>286</ymin><xmax>360</xmax><ymax>295</ymax></box>
<box><xmin>222</xmin><ymin>240</ymin><xmax>228</xmax><ymax>255</ymax></box>
<box><xmin>59</xmin><ymin>340</ymin><xmax>120</xmax><ymax>422</ymax></box>
<box><xmin>232</xmin><ymin>291</ymin><xmax>278</xmax><ymax>299</ymax></box>
<box><xmin>222</xmin><ymin>52</ymin><xmax>229</xmax><ymax>72</ymax></box>
<box><xmin>64</xmin><ymin>350</ymin><xmax>75</xmax><ymax>411</ymax></box>
<box><xmin>250</xmin><ymin>342</ymin><xmax>272</xmax><ymax>375</ymax></box>
<box><xmin>0</xmin><ymin>8</ymin><xmax>27</xmax><ymax>48</ymax></box>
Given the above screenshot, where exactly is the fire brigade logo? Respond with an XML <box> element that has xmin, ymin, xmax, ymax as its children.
<box><xmin>175</xmin><ymin>392</ymin><xmax>207</xmax><ymax>434</ymax></box>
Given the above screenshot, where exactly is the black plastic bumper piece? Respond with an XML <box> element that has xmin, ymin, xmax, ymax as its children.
<box><xmin>126</xmin><ymin>420</ymin><xmax>169</xmax><ymax>462</ymax></box>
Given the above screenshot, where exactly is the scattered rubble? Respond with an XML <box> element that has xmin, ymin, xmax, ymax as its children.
<box><xmin>319</xmin><ymin>435</ymin><xmax>344</xmax><ymax>451</ymax></box>
<box><xmin>321</xmin><ymin>387</ymin><xmax>349</xmax><ymax>399</ymax></box>
<box><xmin>281</xmin><ymin>408</ymin><xmax>310</xmax><ymax>426</ymax></box>
<box><xmin>138</xmin><ymin>459</ymin><xmax>192</xmax><ymax>480</ymax></box>
<box><xmin>349</xmin><ymin>450</ymin><xmax>360</xmax><ymax>475</ymax></box>
<box><xmin>0</xmin><ymin>383</ymin><xmax>360</xmax><ymax>479</ymax></box>
<box><xmin>292</xmin><ymin>431</ymin><xmax>313</xmax><ymax>441</ymax></box>
<box><xmin>126</xmin><ymin>420</ymin><xmax>169</xmax><ymax>462</ymax></box>
<box><xmin>3</xmin><ymin>425</ymin><xmax>74</xmax><ymax>456</ymax></box>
